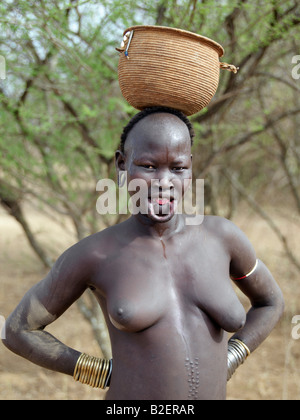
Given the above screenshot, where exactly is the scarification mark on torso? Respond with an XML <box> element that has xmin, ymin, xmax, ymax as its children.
<box><xmin>185</xmin><ymin>358</ymin><xmax>200</xmax><ymax>399</ymax></box>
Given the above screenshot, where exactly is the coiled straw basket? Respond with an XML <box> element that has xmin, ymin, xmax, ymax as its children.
<box><xmin>117</xmin><ymin>26</ymin><xmax>238</xmax><ymax>116</ymax></box>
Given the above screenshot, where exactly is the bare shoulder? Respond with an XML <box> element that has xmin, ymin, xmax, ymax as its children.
<box><xmin>52</xmin><ymin>222</ymin><xmax>123</xmax><ymax>273</ymax></box>
<box><xmin>201</xmin><ymin>214</ymin><xmax>241</xmax><ymax>238</ymax></box>
<box><xmin>201</xmin><ymin>215</ymin><xmax>257</xmax><ymax>275</ymax></box>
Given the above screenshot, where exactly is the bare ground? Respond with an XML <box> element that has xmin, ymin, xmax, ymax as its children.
<box><xmin>0</xmin><ymin>205</ymin><xmax>299</xmax><ymax>400</ymax></box>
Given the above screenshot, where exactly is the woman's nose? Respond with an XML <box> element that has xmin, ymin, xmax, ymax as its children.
<box><xmin>152</xmin><ymin>170</ymin><xmax>174</xmax><ymax>190</ymax></box>
<box><xmin>159</xmin><ymin>177</ymin><xmax>174</xmax><ymax>190</ymax></box>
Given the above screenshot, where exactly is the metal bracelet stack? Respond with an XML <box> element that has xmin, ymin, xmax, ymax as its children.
<box><xmin>73</xmin><ymin>353</ymin><xmax>113</xmax><ymax>389</ymax></box>
<box><xmin>227</xmin><ymin>338</ymin><xmax>250</xmax><ymax>381</ymax></box>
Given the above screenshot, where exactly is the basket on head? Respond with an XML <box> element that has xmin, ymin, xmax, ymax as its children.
<box><xmin>116</xmin><ymin>25</ymin><xmax>238</xmax><ymax>117</ymax></box>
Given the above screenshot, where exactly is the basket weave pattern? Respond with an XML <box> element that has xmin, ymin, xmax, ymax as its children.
<box><xmin>118</xmin><ymin>26</ymin><xmax>224</xmax><ymax>116</ymax></box>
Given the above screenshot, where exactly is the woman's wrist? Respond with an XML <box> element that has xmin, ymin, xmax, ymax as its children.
<box><xmin>73</xmin><ymin>353</ymin><xmax>113</xmax><ymax>389</ymax></box>
<box><xmin>227</xmin><ymin>338</ymin><xmax>250</xmax><ymax>381</ymax></box>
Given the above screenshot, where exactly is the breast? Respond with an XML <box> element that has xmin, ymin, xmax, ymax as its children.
<box><xmin>187</xmin><ymin>275</ymin><xmax>247</xmax><ymax>333</ymax></box>
<box><xmin>106</xmin><ymin>283</ymin><xmax>167</xmax><ymax>333</ymax></box>
<box><xmin>109</xmin><ymin>304</ymin><xmax>145</xmax><ymax>332</ymax></box>
<box><xmin>101</xmin><ymin>241</ymin><xmax>246</xmax><ymax>334</ymax></box>
<box><xmin>107</xmin><ymin>280</ymin><xmax>246</xmax><ymax>335</ymax></box>
<box><xmin>176</xmin><ymin>250</ymin><xmax>247</xmax><ymax>333</ymax></box>
<box><xmin>202</xmin><ymin>294</ymin><xmax>247</xmax><ymax>333</ymax></box>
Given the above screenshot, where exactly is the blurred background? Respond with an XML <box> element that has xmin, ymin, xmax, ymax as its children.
<box><xmin>0</xmin><ymin>0</ymin><xmax>299</xmax><ymax>400</ymax></box>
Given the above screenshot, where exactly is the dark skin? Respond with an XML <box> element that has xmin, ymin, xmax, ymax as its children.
<box><xmin>3</xmin><ymin>113</ymin><xmax>284</xmax><ymax>400</ymax></box>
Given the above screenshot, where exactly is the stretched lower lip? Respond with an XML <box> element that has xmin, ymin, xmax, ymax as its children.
<box><xmin>147</xmin><ymin>198</ymin><xmax>177</xmax><ymax>219</ymax></box>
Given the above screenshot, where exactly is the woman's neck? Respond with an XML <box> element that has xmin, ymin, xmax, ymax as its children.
<box><xmin>130</xmin><ymin>213</ymin><xmax>185</xmax><ymax>240</ymax></box>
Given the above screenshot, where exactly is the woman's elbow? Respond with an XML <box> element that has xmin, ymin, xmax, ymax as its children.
<box><xmin>1</xmin><ymin>315</ymin><xmax>27</xmax><ymax>355</ymax></box>
<box><xmin>270</xmin><ymin>287</ymin><xmax>285</xmax><ymax>323</ymax></box>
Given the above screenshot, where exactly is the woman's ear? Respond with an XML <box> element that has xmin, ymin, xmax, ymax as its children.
<box><xmin>115</xmin><ymin>150</ymin><xmax>127</xmax><ymax>187</ymax></box>
<box><xmin>115</xmin><ymin>150</ymin><xmax>126</xmax><ymax>172</ymax></box>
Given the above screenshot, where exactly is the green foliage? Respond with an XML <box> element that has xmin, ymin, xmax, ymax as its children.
<box><xmin>0</xmin><ymin>0</ymin><xmax>299</xmax><ymax>241</ymax></box>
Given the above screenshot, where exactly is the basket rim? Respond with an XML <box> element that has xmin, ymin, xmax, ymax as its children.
<box><xmin>123</xmin><ymin>25</ymin><xmax>224</xmax><ymax>57</ymax></box>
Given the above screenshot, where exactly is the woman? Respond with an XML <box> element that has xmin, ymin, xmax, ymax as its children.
<box><xmin>2</xmin><ymin>107</ymin><xmax>284</xmax><ymax>400</ymax></box>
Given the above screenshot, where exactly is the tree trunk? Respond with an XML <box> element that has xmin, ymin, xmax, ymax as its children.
<box><xmin>0</xmin><ymin>183</ymin><xmax>52</xmax><ymax>269</ymax></box>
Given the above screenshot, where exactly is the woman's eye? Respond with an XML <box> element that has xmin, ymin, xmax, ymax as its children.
<box><xmin>143</xmin><ymin>165</ymin><xmax>155</xmax><ymax>169</ymax></box>
<box><xmin>173</xmin><ymin>167</ymin><xmax>184</xmax><ymax>171</ymax></box>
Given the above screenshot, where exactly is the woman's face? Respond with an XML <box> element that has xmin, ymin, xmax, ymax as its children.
<box><xmin>116</xmin><ymin>113</ymin><xmax>192</xmax><ymax>223</ymax></box>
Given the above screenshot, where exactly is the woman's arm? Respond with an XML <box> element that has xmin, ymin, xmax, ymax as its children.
<box><xmin>2</xmin><ymin>241</ymin><xmax>92</xmax><ymax>376</ymax></box>
<box><xmin>224</xmin><ymin>218</ymin><xmax>285</xmax><ymax>351</ymax></box>
<box><xmin>3</xmin><ymin>277</ymin><xmax>82</xmax><ymax>375</ymax></box>
<box><xmin>231</xmin><ymin>259</ymin><xmax>284</xmax><ymax>352</ymax></box>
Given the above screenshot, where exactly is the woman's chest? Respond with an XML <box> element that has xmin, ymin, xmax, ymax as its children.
<box><xmin>93</xmin><ymin>238</ymin><xmax>246</xmax><ymax>333</ymax></box>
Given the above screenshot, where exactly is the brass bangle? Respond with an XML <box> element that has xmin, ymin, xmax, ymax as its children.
<box><xmin>90</xmin><ymin>357</ymin><xmax>101</xmax><ymax>388</ymax></box>
<box><xmin>80</xmin><ymin>353</ymin><xmax>90</xmax><ymax>384</ymax></box>
<box><xmin>73</xmin><ymin>353</ymin><xmax>84</xmax><ymax>381</ymax></box>
<box><xmin>73</xmin><ymin>353</ymin><xmax>113</xmax><ymax>389</ymax></box>
<box><xmin>96</xmin><ymin>358</ymin><xmax>104</xmax><ymax>389</ymax></box>
<box><xmin>82</xmin><ymin>355</ymin><xmax>91</xmax><ymax>384</ymax></box>
<box><xmin>99</xmin><ymin>359</ymin><xmax>108</xmax><ymax>389</ymax></box>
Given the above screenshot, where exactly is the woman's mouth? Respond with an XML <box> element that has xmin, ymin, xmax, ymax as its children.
<box><xmin>148</xmin><ymin>196</ymin><xmax>174</xmax><ymax>207</ymax></box>
<box><xmin>153</xmin><ymin>197</ymin><xmax>171</xmax><ymax>206</ymax></box>
<box><xmin>147</xmin><ymin>196</ymin><xmax>177</xmax><ymax>222</ymax></box>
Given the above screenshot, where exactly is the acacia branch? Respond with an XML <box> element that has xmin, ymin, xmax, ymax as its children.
<box><xmin>44</xmin><ymin>76</ymin><xmax>111</xmax><ymax>165</ymax></box>
<box><xmin>198</xmin><ymin>107</ymin><xmax>300</xmax><ymax>177</ymax></box>
<box><xmin>254</xmin><ymin>71</ymin><xmax>300</xmax><ymax>93</ymax></box>
<box><xmin>0</xmin><ymin>180</ymin><xmax>53</xmax><ymax>269</ymax></box>
<box><xmin>256</xmin><ymin>91</ymin><xmax>300</xmax><ymax>214</ymax></box>
<box><xmin>224</xmin><ymin>0</ymin><xmax>248</xmax><ymax>53</ymax></box>
<box><xmin>194</xmin><ymin>6</ymin><xmax>300</xmax><ymax>123</ymax></box>
<box><xmin>223</xmin><ymin>169</ymin><xmax>300</xmax><ymax>272</ymax></box>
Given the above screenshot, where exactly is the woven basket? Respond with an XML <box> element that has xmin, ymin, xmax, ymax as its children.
<box><xmin>117</xmin><ymin>26</ymin><xmax>237</xmax><ymax>116</ymax></box>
